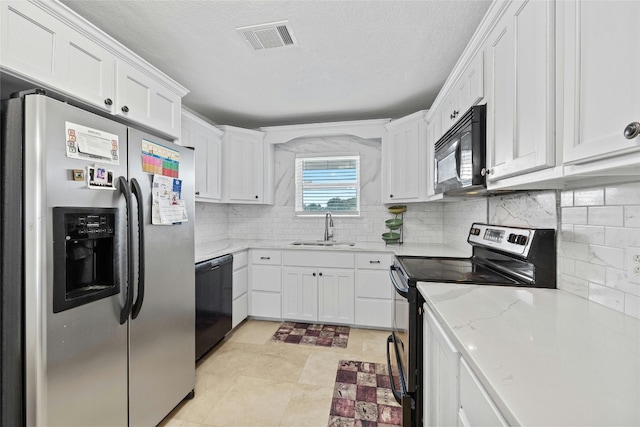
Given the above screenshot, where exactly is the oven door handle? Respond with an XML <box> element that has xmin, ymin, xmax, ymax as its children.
<box><xmin>386</xmin><ymin>334</ymin><xmax>404</xmax><ymax>405</ymax></box>
<box><xmin>389</xmin><ymin>265</ymin><xmax>409</xmax><ymax>298</ymax></box>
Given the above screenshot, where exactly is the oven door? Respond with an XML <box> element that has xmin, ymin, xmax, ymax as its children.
<box><xmin>388</xmin><ymin>264</ymin><xmax>415</xmax><ymax>426</ymax></box>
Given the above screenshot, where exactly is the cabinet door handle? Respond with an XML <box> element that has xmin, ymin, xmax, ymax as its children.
<box><xmin>624</xmin><ymin>122</ymin><xmax>640</xmax><ymax>139</ymax></box>
<box><xmin>104</xmin><ymin>98</ymin><xmax>113</xmax><ymax>106</ymax></box>
<box><xmin>121</xmin><ymin>105</ymin><xmax>129</xmax><ymax>113</ymax></box>
<box><xmin>260</xmin><ymin>256</ymin><xmax>270</xmax><ymax>260</ymax></box>
<box><xmin>369</xmin><ymin>260</ymin><xmax>381</xmax><ymax>264</ymax></box>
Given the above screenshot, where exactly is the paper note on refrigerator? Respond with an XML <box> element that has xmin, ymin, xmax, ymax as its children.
<box><xmin>151</xmin><ymin>174</ymin><xmax>188</xmax><ymax>225</ymax></box>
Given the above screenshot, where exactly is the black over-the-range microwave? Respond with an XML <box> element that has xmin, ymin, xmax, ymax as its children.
<box><xmin>434</xmin><ymin>104</ymin><xmax>486</xmax><ymax>195</ymax></box>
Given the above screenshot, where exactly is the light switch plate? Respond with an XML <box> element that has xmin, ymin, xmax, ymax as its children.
<box><xmin>627</xmin><ymin>247</ymin><xmax>640</xmax><ymax>285</ymax></box>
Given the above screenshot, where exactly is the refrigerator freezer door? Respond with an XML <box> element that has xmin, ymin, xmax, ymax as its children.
<box><xmin>23</xmin><ymin>94</ymin><xmax>129</xmax><ymax>426</ymax></box>
<box><xmin>126</xmin><ymin>127</ymin><xmax>195</xmax><ymax>426</ymax></box>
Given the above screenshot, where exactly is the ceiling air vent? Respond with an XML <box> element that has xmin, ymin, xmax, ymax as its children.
<box><xmin>237</xmin><ymin>20</ymin><xmax>297</xmax><ymax>50</ymax></box>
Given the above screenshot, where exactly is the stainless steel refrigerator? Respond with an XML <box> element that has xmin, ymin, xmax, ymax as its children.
<box><xmin>1</xmin><ymin>90</ymin><xmax>195</xmax><ymax>426</ymax></box>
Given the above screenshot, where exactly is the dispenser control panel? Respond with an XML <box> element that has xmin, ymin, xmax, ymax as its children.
<box><xmin>65</xmin><ymin>213</ymin><xmax>115</xmax><ymax>240</ymax></box>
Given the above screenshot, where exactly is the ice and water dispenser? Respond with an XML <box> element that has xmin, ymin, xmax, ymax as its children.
<box><xmin>53</xmin><ymin>207</ymin><xmax>119</xmax><ymax>312</ymax></box>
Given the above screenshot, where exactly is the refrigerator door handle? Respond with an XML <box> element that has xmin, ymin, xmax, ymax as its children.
<box><xmin>119</xmin><ymin>176</ymin><xmax>134</xmax><ymax>324</ymax></box>
<box><xmin>130</xmin><ymin>178</ymin><xmax>145</xmax><ymax>320</ymax></box>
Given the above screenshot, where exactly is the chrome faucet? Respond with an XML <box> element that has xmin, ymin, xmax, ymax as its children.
<box><xmin>324</xmin><ymin>212</ymin><xmax>334</xmax><ymax>241</ymax></box>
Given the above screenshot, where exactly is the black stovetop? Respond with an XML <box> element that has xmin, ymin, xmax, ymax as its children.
<box><xmin>394</xmin><ymin>256</ymin><xmax>520</xmax><ymax>286</ymax></box>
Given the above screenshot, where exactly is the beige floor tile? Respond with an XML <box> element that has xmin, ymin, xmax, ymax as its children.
<box><xmin>201</xmin><ymin>375</ymin><xmax>296</xmax><ymax>427</ymax></box>
<box><xmin>226</xmin><ymin>319</ymin><xmax>282</xmax><ymax>345</ymax></box>
<box><xmin>162</xmin><ymin>320</ymin><xmax>390</xmax><ymax>427</ymax></box>
<box><xmin>298</xmin><ymin>351</ymin><xmax>363</xmax><ymax>388</ymax></box>
<box><xmin>279</xmin><ymin>383</ymin><xmax>334</xmax><ymax>427</ymax></box>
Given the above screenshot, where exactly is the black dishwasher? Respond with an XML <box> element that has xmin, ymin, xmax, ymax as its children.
<box><xmin>195</xmin><ymin>254</ymin><xmax>233</xmax><ymax>360</ymax></box>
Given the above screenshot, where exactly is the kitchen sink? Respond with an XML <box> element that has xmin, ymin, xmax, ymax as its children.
<box><xmin>290</xmin><ymin>240</ymin><xmax>355</xmax><ymax>247</ymax></box>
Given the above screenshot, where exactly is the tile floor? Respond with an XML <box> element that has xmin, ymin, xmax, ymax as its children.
<box><xmin>159</xmin><ymin>319</ymin><xmax>391</xmax><ymax>427</ymax></box>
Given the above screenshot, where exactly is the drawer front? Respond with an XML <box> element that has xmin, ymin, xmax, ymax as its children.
<box><xmin>356</xmin><ymin>253</ymin><xmax>394</xmax><ymax>270</ymax></box>
<box><xmin>356</xmin><ymin>270</ymin><xmax>392</xmax><ymax>299</ymax></box>
<box><xmin>233</xmin><ymin>250</ymin><xmax>248</xmax><ymax>270</ymax></box>
<box><xmin>355</xmin><ymin>299</ymin><xmax>392</xmax><ymax>328</ymax></box>
<box><xmin>250</xmin><ymin>265</ymin><xmax>281</xmax><ymax>292</ymax></box>
<box><xmin>250</xmin><ymin>249</ymin><xmax>282</xmax><ymax>265</ymax></box>
<box><xmin>232</xmin><ymin>267</ymin><xmax>248</xmax><ymax>299</ymax></box>
<box><xmin>283</xmin><ymin>250</ymin><xmax>355</xmax><ymax>268</ymax></box>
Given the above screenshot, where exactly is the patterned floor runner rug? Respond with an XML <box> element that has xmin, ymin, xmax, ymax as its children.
<box><xmin>272</xmin><ymin>322</ymin><xmax>350</xmax><ymax>348</ymax></box>
<box><xmin>328</xmin><ymin>360</ymin><xmax>402</xmax><ymax>426</ymax></box>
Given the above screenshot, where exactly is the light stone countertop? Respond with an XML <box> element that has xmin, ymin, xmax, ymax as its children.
<box><xmin>418</xmin><ymin>282</ymin><xmax>640</xmax><ymax>427</ymax></box>
<box><xmin>195</xmin><ymin>239</ymin><xmax>470</xmax><ymax>263</ymax></box>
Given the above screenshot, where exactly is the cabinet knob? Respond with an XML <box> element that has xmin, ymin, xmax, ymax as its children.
<box><xmin>121</xmin><ymin>106</ymin><xmax>129</xmax><ymax>113</ymax></box>
<box><xmin>255</xmin><ymin>195</ymin><xmax>259</xmax><ymax>199</ymax></box>
<box><xmin>319</xmin><ymin>272</ymin><xmax>323</xmax><ymax>276</ymax></box>
<box><xmin>104</xmin><ymin>98</ymin><xmax>113</xmax><ymax>106</ymax></box>
<box><xmin>624</xmin><ymin>122</ymin><xmax>640</xmax><ymax>139</ymax></box>
<box><xmin>195</xmin><ymin>191</ymin><xmax>200</xmax><ymax>196</ymax></box>
<box><xmin>486</xmin><ymin>168</ymin><xmax>492</xmax><ymax>175</ymax></box>
<box><xmin>390</xmin><ymin>194</ymin><xmax>394</xmax><ymax>198</ymax></box>
<box><xmin>313</xmin><ymin>272</ymin><xmax>316</xmax><ymax>277</ymax></box>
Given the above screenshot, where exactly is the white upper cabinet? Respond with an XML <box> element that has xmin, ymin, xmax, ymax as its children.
<box><xmin>383</xmin><ymin>111</ymin><xmax>429</xmax><ymax>203</ymax></box>
<box><xmin>0</xmin><ymin>1</ymin><xmax>186</xmax><ymax>139</ymax></box>
<box><xmin>219</xmin><ymin>126</ymin><xmax>271</xmax><ymax>204</ymax></box>
<box><xmin>434</xmin><ymin>50</ymin><xmax>485</xmax><ymax>143</ymax></box>
<box><xmin>560</xmin><ymin>0</ymin><xmax>640</xmax><ymax>166</ymax></box>
<box><xmin>115</xmin><ymin>61</ymin><xmax>181</xmax><ymax>138</ymax></box>
<box><xmin>485</xmin><ymin>0</ymin><xmax>555</xmax><ymax>182</ymax></box>
<box><xmin>181</xmin><ymin>110</ymin><xmax>223</xmax><ymax>202</ymax></box>
<box><xmin>1</xmin><ymin>1</ymin><xmax>114</xmax><ymax>111</ymax></box>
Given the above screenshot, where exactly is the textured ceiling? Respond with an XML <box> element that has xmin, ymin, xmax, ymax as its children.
<box><xmin>60</xmin><ymin>0</ymin><xmax>491</xmax><ymax>129</ymax></box>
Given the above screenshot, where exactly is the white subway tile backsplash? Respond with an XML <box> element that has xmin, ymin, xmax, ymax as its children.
<box><xmin>588</xmin><ymin>206</ymin><xmax>624</xmax><ymax>226</ymax></box>
<box><xmin>606</xmin><ymin>267</ymin><xmax>640</xmax><ymax>297</ymax></box>
<box><xmin>589</xmin><ymin>245</ymin><xmax>625</xmax><ymax>269</ymax></box>
<box><xmin>604</xmin><ymin>226</ymin><xmax>640</xmax><ymax>248</ymax></box>
<box><xmin>560</xmin><ymin>190</ymin><xmax>574</xmax><ymax>207</ymax></box>
<box><xmin>574</xmin><ymin>260</ymin><xmax>606</xmax><ymax>285</ymax></box>
<box><xmin>574</xmin><ymin>188</ymin><xmax>604</xmax><ymax>206</ymax></box>
<box><xmin>605</xmin><ymin>182</ymin><xmax>640</xmax><ymax>205</ymax></box>
<box><xmin>560</xmin><ymin>241</ymin><xmax>590</xmax><ymax>261</ymax></box>
<box><xmin>624</xmin><ymin>206</ymin><xmax>640</xmax><ymax>228</ymax></box>
<box><xmin>562</xmin><ymin>207</ymin><xmax>588</xmax><ymax>225</ymax></box>
<box><xmin>588</xmin><ymin>282</ymin><xmax>625</xmax><ymax>313</ymax></box>
<box><xmin>573</xmin><ymin>225</ymin><xmax>605</xmax><ymax>245</ymax></box>
<box><xmin>559</xmin><ymin>274</ymin><xmax>589</xmax><ymax>298</ymax></box>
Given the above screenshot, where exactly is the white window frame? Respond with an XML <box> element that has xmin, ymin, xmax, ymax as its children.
<box><xmin>295</xmin><ymin>154</ymin><xmax>360</xmax><ymax>217</ymax></box>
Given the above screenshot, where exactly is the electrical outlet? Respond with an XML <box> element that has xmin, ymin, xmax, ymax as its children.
<box><xmin>628</xmin><ymin>247</ymin><xmax>640</xmax><ymax>285</ymax></box>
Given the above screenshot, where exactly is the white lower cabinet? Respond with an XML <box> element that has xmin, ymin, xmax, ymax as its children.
<box><xmin>231</xmin><ymin>250</ymin><xmax>248</xmax><ymax>328</ymax></box>
<box><xmin>249</xmin><ymin>250</ymin><xmax>282</xmax><ymax>319</ymax></box>
<box><xmin>355</xmin><ymin>253</ymin><xmax>394</xmax><ymax>328</ymax></box>
<box><xmin>424</xmin><ymin>303</ymin><xmax>508</xmax><ymax>427</ymax></box>
<box><xmin>423</xmin><ymin>304</ymin><xmax>460</xmax><ymax>427</ymax></box>
<box><xmin>282</xmin><ymin>267</ymin><xmax>318</xmax><ymax>322</ymax></box>
<box><xmin>281</xmin><ymin>251</ymin><xmax>355</xmax><ymax>325</ymax></box>
<box><xmin>458</xmin><ymin>358</ymin><xmax>508</xmax><ymax>427</ymax></box>
<box><xmin>317</xmin><ymin>269</ymin><xmax>355</xmax><ymax>325</ymax></box>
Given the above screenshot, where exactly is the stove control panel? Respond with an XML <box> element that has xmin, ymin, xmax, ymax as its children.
<box><xmin>467</xmin><ymin>223</ymin><xmax>534</xmax><ymax>256</ymax></box>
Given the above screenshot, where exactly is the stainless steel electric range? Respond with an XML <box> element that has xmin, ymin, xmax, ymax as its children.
<box><xmin>386</xmin><ymin>223</ymin><xmax>556</xmax><ymax>427</ymax></box>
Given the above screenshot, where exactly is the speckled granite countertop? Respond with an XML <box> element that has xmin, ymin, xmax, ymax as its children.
<box><xmin>195</xmin><ymin>239</ymin><xmax>469</xmax><ymax>263</ymax></box>
<box><xmin>418</xmin><ymin>282</ymin><xmax>640</xmax><ymax>427</ymax></box>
